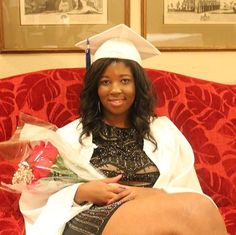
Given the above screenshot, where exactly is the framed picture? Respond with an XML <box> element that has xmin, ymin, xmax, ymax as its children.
<box><xmin>0</xmin><ymin>0</ymin><xmax>130</xmax><ymax>53</ymax></box>
<box><xmin>141</xmin><ymin>0</ymin><xmax>236</xmax><ymax>51</ymax></box>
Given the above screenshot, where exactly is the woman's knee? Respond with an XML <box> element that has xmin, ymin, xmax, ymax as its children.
<box><xmin>148</xmin><ymin>192</ymin><xmax>227</xmax><ymax>234</ymax></box>
<box><xmin>172</xmin><ymin>192</ymin><xmax>227</xmax><ymax>234</ymax></box>
<box><xmin>103</xmin><ymin>192</ymin><xmax>227</xmax><ymax>235</ymax></box>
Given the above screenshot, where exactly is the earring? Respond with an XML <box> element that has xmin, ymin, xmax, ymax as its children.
<box><xmin>98</xmin><ymin>101</ymin><xmax>101</xmax><ymax>113</ymax></box>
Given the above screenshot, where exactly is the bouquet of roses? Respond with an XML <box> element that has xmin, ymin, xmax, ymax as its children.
<box><xmin>0</xmin><ymin>113</ymin><xmax>104</xmax><ymax>194</ymax></box>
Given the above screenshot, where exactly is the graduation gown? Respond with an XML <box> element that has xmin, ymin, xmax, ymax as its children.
<box><xmin>19</xmin><ymin>116</ymin><xmax>211</xmax><ymax>235</ymax></box>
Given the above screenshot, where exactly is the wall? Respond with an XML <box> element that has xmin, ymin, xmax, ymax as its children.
<box><xmin>0</xmin><ymin>0</ymin><xmax>235</xmax><ymax>84</ymax></box>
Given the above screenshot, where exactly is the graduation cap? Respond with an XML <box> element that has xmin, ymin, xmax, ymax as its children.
<box><xmin>75</xmin><ymin>24</ymin><xmax>161</xmax><ymax>69</ymax></box>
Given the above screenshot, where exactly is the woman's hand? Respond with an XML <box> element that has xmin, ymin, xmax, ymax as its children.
<box><xmin>74</xmin><ymin>174</ymin><xmax>126</xmax><ymax>205</ymax></box>
<box><xmin>107</xmin><ymin>186</ymin><xmax>165</xmax><ymax>204</ymax></box>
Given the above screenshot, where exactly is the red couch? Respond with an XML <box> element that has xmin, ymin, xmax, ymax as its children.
<box><xmin>0</xmin><ymin>68</ymin><xmax>235</xmax><ymax>235</ymax></box>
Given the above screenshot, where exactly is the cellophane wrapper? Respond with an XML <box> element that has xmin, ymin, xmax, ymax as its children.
<box><xmin>0</xmin><ymin>113</ymin><xmax>104</xmax><ymax>195</ymax></box>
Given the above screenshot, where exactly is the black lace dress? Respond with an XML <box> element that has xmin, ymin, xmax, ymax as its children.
<box><xmin>63</xmin><ymin>122</ymin><xmax>160</xmax><ymax>235</ymax></box>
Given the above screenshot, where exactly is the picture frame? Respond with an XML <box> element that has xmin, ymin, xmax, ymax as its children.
<box><xmin>141</xmin><ymin>0</ymin><xmax>236</xmax><ymax>51</ymax></box>
<box><xmin>0</xmin><ymin>0</ymin><xmax>130</xmax><ymax>53</ymax></box>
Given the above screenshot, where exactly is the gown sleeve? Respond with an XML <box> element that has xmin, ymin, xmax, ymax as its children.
<box><xmin>19</xmin><ymin>119</ymin><xmax>94</xmax><ymax>235</ymax></box>
<box><xmin>148</xmin><ymin>117</ymin><xmax>214</xmax><ymax>203</ymax></box>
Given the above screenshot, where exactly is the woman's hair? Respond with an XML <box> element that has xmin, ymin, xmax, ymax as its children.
<box><xmin>79</xmin><ymin>58</ymin><xmax>158</xmax><ymax>150</ymax></box>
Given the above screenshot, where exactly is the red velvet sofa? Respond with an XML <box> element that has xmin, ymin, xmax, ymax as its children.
<box><xmin>0</xmin><ymin>68</ymin><xmax>235</xmax><ymax>235</ymax></box>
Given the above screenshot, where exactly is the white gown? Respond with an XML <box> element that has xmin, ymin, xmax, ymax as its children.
<box><xmin>19</xmin><ymin>116</ymin><xmax>212</xmax><ymax>235</ymax></box>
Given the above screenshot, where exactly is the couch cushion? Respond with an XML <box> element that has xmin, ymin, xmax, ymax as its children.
<box><xmin>220</xmin><ymin>206</ymin><xmax>236</xmax><ymax>234</ymax></box>
<box><xmin>0</xmin><ymin>161</ymin><xmax>25</xmax><ymax>235</ymax></box>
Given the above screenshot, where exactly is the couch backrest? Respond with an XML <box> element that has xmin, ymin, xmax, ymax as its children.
<box><xmin>0</xmin><ymin>68</ymin><xmax>235</xmax><ymax>207</ymax></box>
<box><xmin>0</xmin><ymin>68</ymin><xmax>85</xmax><ymax>141</ymax></box>
<box><xmin>146</xmin><ymin>69</ymin><xmax>236</xmax><ymax>207</ymax></box>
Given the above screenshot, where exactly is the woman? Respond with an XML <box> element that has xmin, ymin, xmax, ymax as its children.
<box><xmin>20</xmin><ymin>24</ymin><xmax>227</xmax><ymax>235</ymax></box>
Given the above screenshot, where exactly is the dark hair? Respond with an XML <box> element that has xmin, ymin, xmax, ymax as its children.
<box><xmin>79</xmin><ymin>58</ymin><xmax>158</xmax><ymax>150</ymax></box>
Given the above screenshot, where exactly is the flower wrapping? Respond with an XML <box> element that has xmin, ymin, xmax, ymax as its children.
<box><xmin>0</xmin><ymin>113</ymin><xmax>104</xmax><ymax>194</ymax></box>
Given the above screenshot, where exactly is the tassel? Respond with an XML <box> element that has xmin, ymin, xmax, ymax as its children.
<box><xmin>86</xmin><ymin>38</ymin><xmax>91</xmax><ymax>70</ymax></box>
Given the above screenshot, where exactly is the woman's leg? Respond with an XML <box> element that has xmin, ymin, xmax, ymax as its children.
<box><xmin>102</xmin><ymin>192</ymin><xmax>227</xmax><ymax>235</ymax></box>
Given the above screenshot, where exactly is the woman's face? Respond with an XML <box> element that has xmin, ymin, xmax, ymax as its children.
<box><xmin>98</xmin><ymin>61</ymin><xmax>136</xmax><ymax>125</ymax></box>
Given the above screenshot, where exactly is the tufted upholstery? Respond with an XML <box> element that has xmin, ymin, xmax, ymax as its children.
<box><xmin>0</xmin><ymin>68</ymin><xmax>235</xmax><ymax>235</ymax></box>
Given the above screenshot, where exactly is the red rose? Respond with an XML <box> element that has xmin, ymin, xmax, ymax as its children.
<box><xmin>27</xmin><ymin>141</ymin><xmax>59</xmax><ymax>180</ymax></box>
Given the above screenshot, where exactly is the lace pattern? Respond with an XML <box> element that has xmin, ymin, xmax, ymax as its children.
<box><xmin>63</xmin><ymin>122</ymin><xmax>160</xmax><ymax>235</ymax></box>
<box><xmin>91</xmin><ymin>122</ymin><xmax>160</xmax><ymax>187</ymax></box>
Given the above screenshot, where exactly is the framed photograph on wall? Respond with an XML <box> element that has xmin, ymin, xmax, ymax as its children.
<box><xmin>141</xmin><ymin>0</ymin><xmax>236</xmax><ymax>51</ymax></box>
<box><xmin>0</xmin><ymin>0</ymin><xmax>130</xmax><ymax>52</ymax></box>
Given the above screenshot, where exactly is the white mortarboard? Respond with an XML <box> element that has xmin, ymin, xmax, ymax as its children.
<box><xmin>75</xmin><ymin>24</ymin><xmax>161</xmax><ymax>65</ymax></box>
